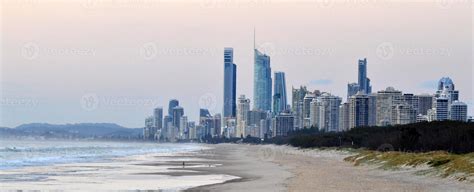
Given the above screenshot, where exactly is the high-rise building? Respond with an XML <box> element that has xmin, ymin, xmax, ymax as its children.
<box><xmin>168</xmin><ymin>99</ymin><xmax>179</xmax><ymax>117</ymax></box>
<box><xmin>303</xmin><ymin>93</ymin><xmax>316</xmax><ymax>128</ymax></box>
<box><xmin>349</xmin><ymin>92</ymin><xmax>369</xmax><ymax>129</ymax></box>
<box><xmin>179</xmin><ymin>116</ymin><xmax>188</xmax><ymax>139</ymax></box>
<box><xmin>309</xmin><ymin>98</ymin><xmax>320</xmax><ymax>128</ymax></box>
<box><xmin>144</xmin><ymin>116</ymin><xmax>157</xmax><ymax>140</ymax></box>
<box><xmin>200</xmin><ymin>108</ymin><xmax>212</xmax><ymax>118</ymax></box>
<box><xmin>367</xmin><ymin>94</ymin><xmax>377</xmax><ymax>126</ymax></box>
<box><xmin>417</xmin><ymin>94</ymin><xmax>433</xmax><ymax>115</ymax></box>
<box><xmin>391</xmin><ymin>104</ymin><xmax>416</xmax><ymax>125</ymax></box>
<box><xmin>317</xmin><ymin>93</ymin><xmax>342</xmax><ymax>132</ymax></box>
<box><xmin>435</xmin><ymin>77</ymin><xmax>459</xmax><ymax>105</ymax></box>
<box><xmin>172</xmin><ymin>106</ymin><xmax>184</xmax><ymax>128</ymax></box>
<box><xmin>253</xmin><ymin>40</ymin><xmax>272</xmax><ymax>112</ymax></box>
<box><xmin>449</xmin><ymin>101</ymin><xmax>468</xmax><ymax>122</ymax></box>
<box><xmin>339</xmin><ymin>102</ymin><xmax>350</xmax><ymax>131</ymax></box>
<box><xmin>292</xmin><ymin>86</ymin><xmax>308</xmax><ymax>130</ymax></box>
<box><xmin>376</xmin><ymin>87</ymin><xmax>403</xmax><ymax>126</ymax></box>
<box><xmin>273</xmin><ymin>72</ymin><xmax>287</xmax><ymax>115</ymax></box>
<box><xmin>358</xmin><ymin>58</ymin><xmax>372</xmax><ymax>94</ymax></box>
<box><xmin>223</xmin><ymin>47</ymin><xmax>237</xmax><ymax>118</ymax></box>
<box><xmin>236</xmin><ymin>95</ymin><xmax>250</xmax><ymax>137</ymax></box>
<box><xmin>163</xmin><ymin>115</ymin><xmax>172</xmax><ymax>140</ymax></box>
<box><xmin>273</xmin><ymin>113</ymin><xmax>294</xmax><ymax>137</ymax></box>
<box><xmin>347</xmin><ymin>83</ymin><xmax>360</xmax><ymax>99</ymax></box>
<box><xmin>435</xmin><ymin>97</ymin><xmax>449</xmax><ymax>121</ymax></box>
<box><xmin>153</xmin><ymin>107</ymin><xmax>163</xmax><ymax>131</ymax></box>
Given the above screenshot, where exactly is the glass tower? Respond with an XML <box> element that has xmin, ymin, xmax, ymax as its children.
<box><xmin>273</xmin><ymin>72</ymin><xmax>287</xmax><ymax>115</ymax></box>
<box><xmin>253</xmin><ymin>48</ymin><xmax>272</xmax><ymax>111</ymax></box>
<box><xmin>223</xmin><ymin>47</ymin><xmax>237</xmax><ymax>118</ymax></box>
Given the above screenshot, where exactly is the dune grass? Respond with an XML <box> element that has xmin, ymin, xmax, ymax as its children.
<box><xmin>344</xmin><ymin>150</ymin><xmax>474</xmax><ymax>182</ymax></box>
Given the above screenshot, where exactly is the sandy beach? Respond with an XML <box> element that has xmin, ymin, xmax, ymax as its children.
<box><xmin>1</xmin><ymin>143</ymin><xmax>473</xmax><ymax>191</ymax></box>
<box><xmin>192</xmin><ymin>144</ymin><xmax>474</xmax><ymax>192</ymax></box>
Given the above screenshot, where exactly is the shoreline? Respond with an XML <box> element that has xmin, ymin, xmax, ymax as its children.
<box><xmin>192</xmin><ymin>144</ymin><xmax>474</xmax><ymax>192</ymax></box>
<box><xmin>1</xmin><ymin>142</ymin><xmax>472</xmax><ymax>191</ymax></box>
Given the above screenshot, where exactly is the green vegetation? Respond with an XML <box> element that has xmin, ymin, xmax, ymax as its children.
<box><xmin>344</xmin><ymin>150</ymin><xmax>474</xmax><ymax>182</ymax></box>
<box><xmin>267</xmin><ymin>121</ymin><xmax>474</xmax><ymax>154</ymax></box>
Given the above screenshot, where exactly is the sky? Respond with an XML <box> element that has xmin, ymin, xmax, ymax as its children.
<box><xmin>1</xmin><ymin>0</ymin><xmax>473</xmax><ymax>128</ymax></box>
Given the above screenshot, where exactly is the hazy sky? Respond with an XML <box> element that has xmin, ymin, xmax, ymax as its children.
<box><xmin>1</xmin><ymin>0</ymin><xmax>473</xmax><ymax>128</ymax></box>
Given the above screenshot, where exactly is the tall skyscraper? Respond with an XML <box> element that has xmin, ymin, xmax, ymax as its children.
<box><xmin>349</xmin><ymin>92</ymin><xmax>369</xmax><ymax>129</ymax></box>
<box><xmin>172</xmin><ymin>106</ymin><xmax>184</xmax><ymax>128</ymax></box>
<box><xmin>347</xmin><ymin>83</ymin><xmax>360</xmax><ymax>99</ymax></box>
<box><xmin>417</xmin><ymin>94</ymin><xmax>433</xmax><ymax>115</ymax></box>
<box><xmin>435</xmin><ymin>97</ymin><xmax>449</xmax><ymax>121</ymax></box>
<box><xmin>253</xmin><ymin>33</ymin><xmax>272</xmax><ymax>112</ymax></box>
<box><xmin>273</xmin><ymin>112</ymin><xmax>294</xmax><ymax>137</ymax></box>
<box><xmin>449</xmin><ymin>101</ymin><xmax>468</xmax><ymax>122</ymax></box>
<box><xmin>303</xmin><ymin>93</ymin><xmax>316</xmax><ymax>128</ymax></box>
<box><xmin>292</xmin><ymin>86</ymin><xmax>308</xmax><ymax>130</ymax></box>
<box><xmin>223</xmin><ymin>47</ymin><xmax>237</xmax><ymax>118</ymax></box>
<box><xmin>236</xmin><ymin>95</ymin><xmax>250</xmax><ymax>137</ymax></box>
<box><xmin>338</xmin><ymin>102</ymin><xmax>350</xmax><ymax>131</ymax></box>
<box><xmin>144</xmin><ymin>116</ymin><xmax>155</xmax><ymax>140</ymax></box>
<box><xmin>358</xmin><ymin>58</ymin><xmax>372</xmax><ymax>94</ymax></box>
<box><xmin>317</xmin><ymin>93</ymin><xmax>342</xmax><ymax>132</ymax></box>
<box><xmin>153</xmin><ymin>107</ymin><xmax>163</xmax><ymax>130</ymax></box>
<box><xmin>376</xmin><ymin>87</ymin><xmax>403</xmax><ymax>126</ymax></box>
<box><xmin>310</xmin><ymin>98</ymin><xmax>320</xmax><ymax>128</ymax></box>
<box><xmin>163</xmin><ymin>115</ymin><xmax>172</xmax><ymax>140</ymax></box>
<box><xmin>273</xmin><ymin>72</ymin><xmax>287</xmax><ymax>115</ymax></box>
<box><xmin>435</xmin><ymin>77</ymin><xmax>459</xmax><ymax>105</ymax></box>
<box><xmin>179</xmin><ymin>116</ymin><xmax>188</xmax><ymax>139</ymax></box>
<box><xmin>168</xmin><ymin>99</ymin><xmax>179</xmax><ymax>117</ymax></box>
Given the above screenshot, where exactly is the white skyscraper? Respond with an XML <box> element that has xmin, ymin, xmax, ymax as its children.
<box><xmin>376</xmin><ymin>87</ymin><xmax>403</xmax><ymax>126</ymax></box>
<box><xmin>317</xmin><ymin>93</ymin><xmax>342</xmax><ymax>132</ymax></box>
<box><xmin>237</xmin><ymin>95</ymin><xmax>250</xmax><ymax>138</ymax></box>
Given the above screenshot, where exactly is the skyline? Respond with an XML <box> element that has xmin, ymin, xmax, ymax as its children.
<box><xmin>1</xmin><ymin>1</ymin><xmax>473</xmax><ymax>128</ymax></box>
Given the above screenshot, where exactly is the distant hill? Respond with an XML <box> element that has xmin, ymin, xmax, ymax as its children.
<box><xmin>0</xmin><ymin>123</ymin><xmax>143</xmax><ymax>140</ymax></box>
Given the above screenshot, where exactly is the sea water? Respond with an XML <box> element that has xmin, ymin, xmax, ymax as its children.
<box><xmin>0</xmin><ymin>139</ymin><xmax>202</xmax><ymax>170</ymax></box>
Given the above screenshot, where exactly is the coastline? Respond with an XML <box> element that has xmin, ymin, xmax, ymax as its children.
<box><xmin>192</xmin><ymin>144</ymin><xmax>474</xmax><ymax>192</ymax></box>
<box><xmin>1</xmin><ymin>142</ymin><xmax>472</xmax><ymax>191</ymax></box>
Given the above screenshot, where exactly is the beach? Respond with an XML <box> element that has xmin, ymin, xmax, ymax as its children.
<box><xmin>1</xmin><ymin>142</ymin><xmax>473</xmax><ymax>191</ymax></box>
<box><xmin>191</xmin><ymin>144</ymin><xmax>473</xmax><ymax>192</ymax></box>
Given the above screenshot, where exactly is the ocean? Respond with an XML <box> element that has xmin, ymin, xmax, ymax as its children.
<box><xmin>0</xmin><ymin>139</ymin><xmax>202</xmax><ymax>170</ymax></box>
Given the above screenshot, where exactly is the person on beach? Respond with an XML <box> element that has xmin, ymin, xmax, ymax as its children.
<box><xmin>182</xmin><ymin>161</ymin><xmax>185</xmax><ymax>168</ymax></box>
